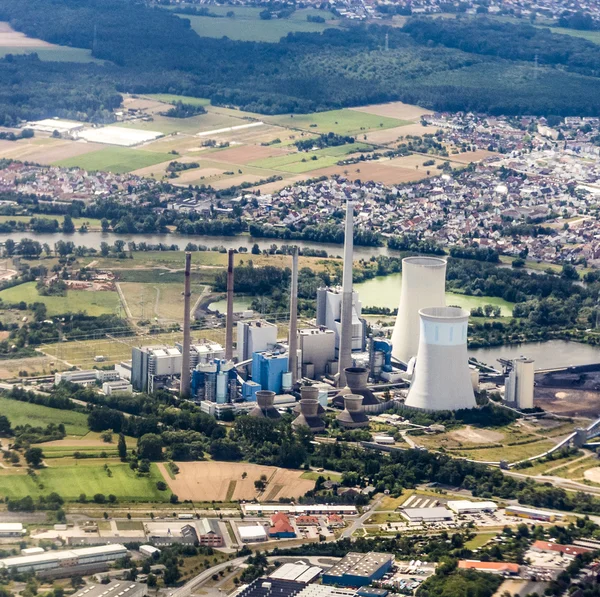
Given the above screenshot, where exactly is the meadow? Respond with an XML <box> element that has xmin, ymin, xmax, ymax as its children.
<box><xmin>0</xmin><ymin>396</ymin><xmax>89</xmax><ymax>435</ymax></box>
<box><xmin>0</xmin><ymin>214</ymin><xmax>104</xmax><ymax>229</ymax></box>
<box><xmin>0</xmin><ymin>282</ymin><xmax>120</xmax><ymax>317</ymax></box>
<box><xmin>178</xmin><ymin>8</ymin><xmax>336</xmax><ymax>43</ymax></box>
<box><xmin>54</xmin><ymin>147</ymin><xmax>174</xmax><ymax>174</ymax></box>
<box><xmin>0</xmin><ymin>462</ymin><xmax>168</xmax><ymax>501</ymax></box>
<box><xmin>0</xmin><ymin>46</ymin><xmax>97</xmax><ymax>62</ymax></box>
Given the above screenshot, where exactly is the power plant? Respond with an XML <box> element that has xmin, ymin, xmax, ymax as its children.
<box><xmin>249</xmin><ymin>390</ymin><xmax>282</xmax><ymax>419</ymax></box>
<box><xmin>405</xmin><ymin>307</ymin><xmax>476</xmax><ymax>411</ymax></box>
<box><xmin>391</xmin><ymin>256</ymin><xmax>447</xmax><ymax>364</ymax></box>
<box><xmin>292</xmin><ymin>386</ymin><xmax>326</xmax><ymax>432</ymax></box>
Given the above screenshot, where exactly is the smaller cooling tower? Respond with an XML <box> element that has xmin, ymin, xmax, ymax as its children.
<box><xmin>294</xmin><ymin>386</ymin><xmax>325</xmax><ymax>415</ymax></box>
<box><xmin>405</xmin><ymin>307</ymin><xmax>476</xmax><ymax>411</ymax></box>
<box><xmin>333</xmin><ymin>367</ymin><xmax>380</xmax><ymax>409</ymax></box>
<box><xmin>391</xmin><ymin>256</ymin><xmax>447</xmax><ymax>364</ymax></box>
<box><xmin>292</xmin><ymin>397</ymin><xmax>325</xmax><ymax>432</ymax></box>
<box><xmin>249</xmin><ymin>390</ymin><xmax>281</xmax><ymax>419</ymax></box>
<box><xmin>336</xmin><ymin>394</ymin><xmax>369</xmax><ymax>429</ymax></box>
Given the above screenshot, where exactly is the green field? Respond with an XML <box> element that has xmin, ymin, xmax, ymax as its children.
<box><xmin>54</xmin><ymin>147</ymin><xmax>173</xmax><ymax>174</ymax></box>
<box><xmin>0</xmin><ymin>463</ymin><xmax>168</xmax><ymax>501</ymax></box>
<box><xmin>0</xmin><ymin>47</ymin><xmax>98</xmax><ymax>62</ymax></box>
<box><xmin>0</xmin><ymin>396</ymin><xmax>89</xmax><ymax>435</ymax></box>
<box><xmin>267</xmin><ymin>109</ymin><xmax>410</xmax><ymax>136</ymax></box>
<box><xmin>0</xmin><ymin>281</ymin><xmax>120</xmax><ymax>317</ymax></box>
<box><xmin>465</xmin><ymin>532</ymin><xmax>497</xmax><ymax>550</ymax></box>
<box><xmin>546</xmin><ymin>26</ymin><xmax>600</xmax><ymax>45</ymax></box>
<box><xmin>144</xmin><ymin>94</ymin><xmax>210</xmax><ymax>107</ymax></box>
<box><xmin>178</xmin><ymin>8</ymin><xmax>336</xmax><ymax>42</ymax></box>
<box><xmin>0</xmin><ymin>215</ymin><xmax>103</xmax><ymax>229</ymax></box>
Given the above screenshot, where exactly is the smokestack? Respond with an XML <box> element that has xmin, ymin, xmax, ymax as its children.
<box><xmin>338</xmin><ymin>201</ymin><xmax>354</xmax><ymax>387</ymax></box>
<box><xmin>288</xmin><ymin>247</ymin><xmax>299</xmax><ymax>385</ymax></box>
<box><xmin>225</xmin><ymin>249</ymin><xmax>234</xmax><ymax>361</ymax></box>
<box><xmin>180</xmin><ymin>252</ymin><xmax>192</xmax><ymax>398</ymax></box>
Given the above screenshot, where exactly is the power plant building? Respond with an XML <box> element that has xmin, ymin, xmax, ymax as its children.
<box><xmin>405</xmin><ymin>307</ymin><xmax>476</xmax><ymax>411</ymax></box>
<box><xmin>504</xmin><ymin>357</ymin><xmax>535</xmax><ymax>410</ymax></box>
<box><xmin>298</xmin><ymin>328</ymin><xmax>336</xmax><ymax>378</ymax></box>
<box><xmin>391</xmin><ymin>257</ymin><xmax>447</xmax><ymax>364</ymax></box>
<box><xmin>252</xmin><ymin>351</ymin><xmax>289</xmax><ymax>394</ymax></box>
<box><xmin>131</xmin><ymin>346</ymin><xmax>182</xmax><ymax>393</ymax></box>
<box><xmin>316</xmin><ymin>288</ymin><xmax>366</xmax><ymax>354</ymax></box>
<box><xmin>237</xmin><ymin>320</ymin><xmax>278</xmax><ymax>362</ymax></box>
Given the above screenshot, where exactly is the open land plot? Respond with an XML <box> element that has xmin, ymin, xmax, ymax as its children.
<box><xmin>307</xmin><ymin>163</ymin><xmax>430</xmax><ymax>185</ymax></box>
<box><xmin>386</xmin><ymin>155</ymin><xmax>447</xmax><ymax>169</ymax></box>
<box><xmin>465</xmin><ymin>532</ymin><xmax>497</xmax><ymax>550</ymax></box>
<box><xmin>36</xmin><ymin>432</ymin><xmax>137</xmax><ymax>450</ymax></box>
<box><xmin>125</xmin><ymin>111</ymin><xmax>248</xmax><ymax>136</ymax></box>
<box><xmin>179</xmin><ymin>9</ymin><xmax>336</xmax><ymax>43</ymax></box>
<box><xmin>266</xmin><ymin>109</ymin><xmax>410</xmax><ymax>136</ymax></box>
<box><xmin>130</xmin><ymin>156</ymin><xmax>203</xmax><ymax>179</ymax></box>
<box><xmin>211</xmin><ymin>145</ymin><xmax>293</xmax><ymax>164</ymax></box>
<box><xmin>0</xmin><ymin>282</ymin><xmax>119</xmax><ymax>317</ymax></box>
<box><xmin>363</xmin><ymin>123</ymin><xmax>432</xmax><ymax>145</ymax></box>
<box><xmin>534</xmin><ymin>387</ymin><xmax>600</xmax><ymax>418</ymax></box>
<box><xmin>0</xmin><ymin>355</ymin><xmax>63</xmax><ymax>378</ymax></box>
<box><xmin>209</xmin><ymin>174</ymin><xmax>267</xmax><ymax>189</ymax></box>
<box><xmin>547</xmin><ymin>26</ymin><xmax>600</xmax><ymax>45</ymax></box>
<box><xmin>249</xmin><ymin>175</ymin><xmax>308</xmax><ymax>195</ymax></box>
<box><xmin>446</xmin><ymin>149</ymin><xmax>500</xmax><ymax>164</ymax></box>
<box><xmin>350</xmin><ymin>101</ymin><xmax>432</xmax><ymax>121</ymax></box>
<box><xmin>449</xmin><ymin>440</ymin><xmax>557</xmax><ymax>463</ymax></box>
<box><xmin>0</xmin><ymin>462</ymin><xmax>167</xmax><ymax>501</ymax></box>
<box><xmin>160</xmin><ymin>461</ymin><xmax>315</xmax><ymax>501</ymax></box>
<box><xmin>0</xmin><ymin>396</ymin><xmax>89</xmax><ymax>435</ymax></box>
<box><xmin>0</xmin><ymin>138</ymin><xmax>105</xmax><ymax>164</ymax></box>
<box><xmin>54</xmin><ymin>147</ymin><xmax>175</xmax><ymax>174</ymax></box>
<box><xmin>0</xmin><ymin>214</ymin><xmax>103</xmax><ymax>229</ymax></box>
<box><xmin>142</xmin><ymin>94</ymin><xmax>210</xmax><ymax>107</ymax></box>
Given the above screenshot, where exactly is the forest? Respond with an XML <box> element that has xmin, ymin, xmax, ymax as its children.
<box><xmin>2</xmin><ymin>0</ymin><xmax>600</xmax><ymax>125</ymax></box>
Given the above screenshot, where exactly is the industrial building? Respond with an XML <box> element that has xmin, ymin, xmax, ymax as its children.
<box><xmin>54</xmin><ymin>369</ymin><xmax>120</xmax><ymax>386</ymax></box>
<box><xmin>333</xmin><ymin>367</ymin><xmax>386</xmax><ymax>413</ymax></box>
<box><xmin>249</xmin><ymin>390</ymin><xmax>282</xmax><ymax>419</ymax></box>
<box><xmin>73</xmin><ymin>581</ymin><xmax>147</xmax><ymax>597</ymax></box>
<box><xmin>391</xmin><ymin>256</ymin><xmax>447</xmax><ymax>364</ymax></box>
<box><xmin>192</xmin><ymin>359</ymin><xmax>237</xmax><ymax>403</ymax></box>
<box><xmin>292</xmin><ymin>391</ymin><xmax>326</xmax><ymax>433</ymax></box>
<box><xmin>148</xmin><ymin>524</ymin><xmax>198</xmax><ymax>547</ymax></box>
<box><xmin>504</xmin><ymin>356</ymin><xmax>535</xmax><ymax>409</ymax></box>
<box><xmin>400</xmin><ymin>507</ymin><xmax>454</xmax><ymax>523</ymax></box>
<box><xmin>234</xmin><ymin>578</ymin><xmax>306</xmax><ymax>597</ymax></box>
<box><xmin>270</xmin><ymin>563</ymin><xmax>322</xmax><ymax>583</ymax></box>
<box><xmin>102</xmin><ymin>380</ymin><xmax>133</xmax><ymax>395</ymax></box>
<box><xmin>196</xmin><ymin>519</ymin><xmax>224</xmax><ymax>546</ymax></box>
<box><xmin>131</xmin><ymin>345</ymin><xmax>182</xmax><ymax>392</ymax></box>
<box><xmin>447</xmin><ymin>501</ymin><xmax>498</xmax><ymax>514</ymax></box>
<box><xmin>298</xmin><ymin>328</ymin><xmax>336</xmax><ymax>378</ymax></box>
<box><xmin>252</xmin><ymin>350</ymin><xmax>290</xmax><ymax>394</ymax></box>
<box><xmin>241</xmin><ymin>504</ymin><xmax>357</xmax><ymax>516</ymax></box>
<box><xmin>322</xmin><ymin>552</ymin><xmax>394</xmax><ymax>587</ymax></box>
<box><xmin>0</xmin><ymin>544</ymin><xmax>128</xmax><ymax>575</ymax></box>
<box><xmin>531</xmin><ymin>541</ymin><xmax>591</xmax><ymax>556</ymax></box>
<box><xmin>458</xmin><ymin>561</ymin><xmax>519</xmax><ymax>575</ymax></box>
<box><xmin>316</xmin><ymin>288</ymin><xmax>366</xmax><ymax>355</ymax></box>
<box><xmin>237</xmin><ymin>320</ymin><xmax>278</xmax><ymax>362</ymax></box>
<box><xmin>237</xmin><ymin>524</ymin><xmax>268</xmax><ymax>543</ymax></box>
<box><xmin>405</xmin><ymin>307</ymin><xmax>476</xmax><ymax>411</ymax></box>
<box><xmin>269</xmin><ymin>513</ymin><xmax>296</xmax><ymax>539</ymax></box>
<box><xmin>0</xmin><ymin>523</ymin><xmax>26</xmax><ymax>537</ymax></box>
<box><xmin>505</xmin><ymin>506</ymin><xmax>563</xmax><ymax>522</ymax></box>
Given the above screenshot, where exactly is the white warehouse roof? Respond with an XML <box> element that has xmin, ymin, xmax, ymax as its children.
<box><xmin>0</xmin><ymin>544</ymin><xmax>127</xmax><ymax>570</ymax></box>
<box><xmin>237</xmin><ymin>525</ymin><xmax>267</xmax><ymax>540</ymax></box>
<box><xmin>447</xmin><ymin>500</ymin><xmax>498</xmax><ymax>513</ymax></box>
<box><xmin>401</xmin><ymin>507</ymin><xmax>453</xmax><ymax>522</ymax></box>
<box><xmin>0</xmin><ymin>523</ymin><xmax>24</xmax><ymax>532</ymax></box>
<box><xmin>270</xmin><ymin>563</ymin><xmax>322</xmax><ymax>583</ymax></box>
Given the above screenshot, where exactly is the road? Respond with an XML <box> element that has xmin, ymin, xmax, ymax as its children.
<box><xmin>341</xmin><ymin>496</ymin><xmax>382</xmax><ymax>539</ymax></box>
<box><xmin>502</xmin><ymin>469</ymin><xmax>600</xmax><ymax>495</ymax></box>
<box><xmin>170</xmin><ymin>556</ymin><xmax>248</xmax><ymax>597</ymax></box>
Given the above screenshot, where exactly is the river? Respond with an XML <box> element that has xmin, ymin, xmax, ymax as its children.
<box><xmin>468</xmin><ymin>340</ymin><xmax>600</xmax><ymax>370</ymax></box>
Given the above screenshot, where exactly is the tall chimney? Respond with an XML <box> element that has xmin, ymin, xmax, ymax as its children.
<box><xmin>338</xmin><ymin>201</ymin><xmax>354</xmax><ymax>387</ymax></box>
<box><xmin>225</xmin><ymin>249</ymin><xmax>234</xmax><ymax>360</ymax></box>
<box><xmin>180</xmin><ymin>252</ymin><xmax>192</xmax><ymax>398</ymax></box>
<box><xmin>288</xmin><ymin>247</ymin><xmax>299</xmax><ymax>385</ymax></box>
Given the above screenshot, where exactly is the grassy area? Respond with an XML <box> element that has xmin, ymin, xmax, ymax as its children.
<box><xmin>0</xmin><ymin>396</ymin><xmax>89</xmax><ymax>435</ymax></box>
<box><xmin>0</xmin><ymin>462</ymin><xmax>168</xmax><ymax>501</ymax></box>
<box><xmin>0</xmin><ymin>281</ymin><xmax>120</xmax><ymax>317</ymax></box>
<box><xmin>376</xmin><ymin>491</ymin><xmax>415</xmax><ymax>511</ymax></box>
<box><xmin>144</xmin><ymin>94</ymin><xmax>210</xmax><ymax>106</ymax></box>
<box><xmin>267</xmin><ymin>109</ymin><xmax>410</xmax><ymax>136</ymax></box>
<box><xmin>115</xmin><ymin>520</ymin><xmax>144</xmax><ymax>531</ymax></box>
<box><xmin>367</xmin><ymin>512</ymin><xmax>406</xmax><ymax>524</ymax></box>
<box><xmin>54</xmin><ymin>148</ymin><xmax>173</xmax><ymax>174</ymax></box>
<box><xmin>465</xmin><ymin>532</ymin><xmax>498</xmax><ymax>550</ymax></box>
<box><xmin>547</xmin><ymin>26</ymin><xmax>600</xmax><ymax>45</ymax></box>
<box><xmin>450</xmin><ymin>440</ymin><xmax>557</xmax><ymax>463</ymax></box>
<box><xmin>0</xmin><ymin>47</ymin><xmax>98</xmax><ymax>62</ymax></box>
<box><xmin>0</xmin><ymin>215</ymin><xmax>104</xmax><ymax>229</ymax></box>
<box><xmin>178</xmin><ymin>8</ymin><xmax>336</xmax><ymax>43</ymax></box>
<box><xmin>300</xmin><ymin>471</ymin><xmax>342</xmax><ymax>482</ymax></box>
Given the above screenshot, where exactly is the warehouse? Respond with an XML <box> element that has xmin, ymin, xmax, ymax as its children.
<box><xmin>73</xmin><ymin>581</ymin><xmax>147</xmax><ymax>597</ymax></box>
<box><xmin>401</xmin><ymin>507</ymin><xmax>453</xmax><ymax>523</ymax></box>
<box><xmin>0</xmin><ymin>544</ymin><xmax>128</xmax><ymax>574</ymax></box>
<box><xmin>197</xmin><ymin>519</ymin><xmax>224</xmax><ymax>547</ymax></box>
<box><xmin>241</xmin><ymin>504</ymin><xmax>357</xmax><ymax>516</ymax></box>
<box><xmin>322</xmin><ymin>552</ymin><xmax>394</xmax><ymax>587</ymax></box>
<box><xmin>0</xmin><ymin>523</ymin><xmax>26</xmax><ymax>538</ymax></box>
<box><xmin>447</xmin><ymin>501</ymin><xmax>498</xmax><ymax>515</ymax></box>
<box><xmin>505</xmin><ymin>506</ymin><xmax>563</xmax><ymax>522</ymax></box>
<box><xmin>270</xmin><ymin>563</ymin><xmax>322</xmax><ymax>583</ymax></box>
<box><xmin>238</xmin><ymin>524</ymin><xmax>268</xmax><ymax>543</ymax></box>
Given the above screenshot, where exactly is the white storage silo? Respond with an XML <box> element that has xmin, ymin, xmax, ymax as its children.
<box><xmin>405</xmin><ymin>307</ymin><xmax>476</xmax><ymax>411</ymax></box>
<box><xmin>391</xmin><ymin>257</ymin><xmax>447</xmax><ymax>364</ymax></box>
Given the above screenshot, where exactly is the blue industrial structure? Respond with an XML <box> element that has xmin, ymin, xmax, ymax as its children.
<box><xmin>242</xmin><ymin>380</ymin><xmax>261</xmax><ymax>402</ymax></box>
<box><xmin>322</xmin><ymin>553</ymin><xmax>394</xmax><ymax>588</ymax></box>
<box><xmin>192</xmin><ymin>360</ymin><xmax>237</xmax><ymax>402</ymax></box>
<box><xmin>252</xmin><ymin>351</ymin><xmax>289</xmax><ymax>394</ymax></box>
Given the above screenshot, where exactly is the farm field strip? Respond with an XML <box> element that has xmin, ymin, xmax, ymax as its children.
<box><xmin>53</xmin><ymin>147</ymin><xmax>175</xmax><ymax>174</ymax></box>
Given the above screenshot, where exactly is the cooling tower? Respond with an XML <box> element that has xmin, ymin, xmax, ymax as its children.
<box><xmin>249</xmin><ymin>390</ymin><xmax>281</xmax><ymax>419</ymax></box>
<box><xmin>292</xmin><ymin>397</ymin><xmax>325</xmax><ymax>432</ymax></box>
<box><xmin>336</xmin><ymin>394</ymin><xmax>369</xmax><ymax>429</ymax></box>
<box><xmin>293</xmin><ymin>385</ymin><xmax>325</xmax><ymax>414</ymax></box>
<box><xmin>405</xmin><ymin>307</ymin><xmax>476</xmax><ymax>411</ymax></box>
<box><xmin>333</xmin><ymin>367</ymin><xmax>380</xmax><ymax>409</ymax></box>
<box><xmin>391</xmin><ymin>256</ymin><xmax>447</xmax><ymax>364</ymax></box>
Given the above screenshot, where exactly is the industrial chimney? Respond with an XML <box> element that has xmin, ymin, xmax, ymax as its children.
<box><xmin>225</xmin><ymin>249</ymin><xmax>234</xmax><ymax>361</ymax></box>
<box><xmin>338</xmin><ymin>201</ymin><xmax>355</xmax><ymax>387</ymax></box>
<box><xmin>391</xmin><ymin>256</ymin><xmax>447</xmax><ymax>364</ymax></box>
<box><xmin>288</xmin><ymin>247</ymin><xmax>299</xmax><ymax>385</ymax></box>
<box><xmin>405</xmin><ymin>306</ymin><xmax>476</xmax><ymax>411</ymax></box>
<box><xmin>180</xmin><ymin>252</ymin><xmax>192</xmax><ymax>398</ymax></box>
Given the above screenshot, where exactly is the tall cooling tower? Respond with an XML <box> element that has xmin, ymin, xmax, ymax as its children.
<box><xmin>405</xmin><ymin>306</ymin><xmax>476</xmax><ymax>411</ymax></box>
<box><xmin>391</xmin><ymin>257</ymin><xmax>447</xmax><ymax>363</ymax></box>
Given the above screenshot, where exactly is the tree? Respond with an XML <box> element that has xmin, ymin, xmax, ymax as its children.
<box><xmin>101</xmin><ymin>218</ymin><xmax>110</xmax><ymax>232</ymax></box>
<box><xmin>138</xmin><ymin>434</ymin><xmax>163</xmax><ymax>460</ymax></box>
<box><xmin>118</xmin><ymin>432</ymin><xmax>127</xmax><ymax>461</ymax></box>
<box><xmin>251</xmin><ymin>243</ymin><xmax>261</xmax><ymax>255</ymax></box>
<box><xmin>62</xmin><ymin>215</ymin><xmax>75</xmax><ymax>233</ymax></box>
<box><xmin>101</xmin><ymin>431</ymin><xmax>113</xmax><ymax>443</ymax></box>
<box><xmin>0</xmin><ymin>415</ymin><xmax>12</xmax><ymax>436</ymax></box>
<box><xmin>25</xmin><ymin>447</ymin><xmax>44</xmax><ymax>468</ymax></box>
<box><xmin>170</xmin><ymin>493</ymin><xmax>179</xmax><ymax>504</ymax></box>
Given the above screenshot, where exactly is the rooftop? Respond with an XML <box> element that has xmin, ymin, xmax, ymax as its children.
<box><xmin>325</xmin><ymin>552</ymin><xmax>393</xmax><ymax>579</ymax></box>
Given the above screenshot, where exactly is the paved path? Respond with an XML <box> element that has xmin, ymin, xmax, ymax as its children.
<box><xmin>341</xmin><ymin>496</ymin><xmax>382</xmax><ymax>539</ymax></box>
<box><xmin>115</xmin><ymin>282</ymin><xmax>134</xmax><ymax>320</ymax></box>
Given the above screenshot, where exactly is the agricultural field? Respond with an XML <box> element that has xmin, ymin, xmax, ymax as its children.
<box><xmin>54</xmin><ymin>147</ymin><xmax>174</xmax><ymax>174</ymax></box>
<box><xmin>177</xmin><ymin>7</ymin><xmax>337</xmax><ymax>43</ymax></box>
<box><xmin>0</xmin><ymin>461</ymin><xmax>168</xmax><ymax>501</ymax></box>
<box><xmin>0</xmin><ymin>396</ymin><xmax>89</xmax><ymax>435</ymax></box>
<box><xmin>159</xmin><ymin>461</ymin><xmax>315</xmax><ymax>501</ymax></box>
<box><xmin>0</xmin><ymin>281</ymin><xmax>120</xmax><ymax>317</ymax></box>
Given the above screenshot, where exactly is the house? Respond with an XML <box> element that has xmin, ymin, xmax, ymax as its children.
<box><xmin>296</xmin><ymin>516</ymin><xmax>319</xmax><ymax>527</ymax></box>
<box><xmin>327</xmin><ymin>515</ymin><xmax>345</xmax><ymax>528</ymax></box>
<box><xmin>269</xmin><ymin>513</ymin><xmax>296</xmax><ymax>539</ymax></box>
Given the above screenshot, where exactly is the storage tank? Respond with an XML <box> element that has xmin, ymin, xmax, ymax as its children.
<box><xmin>391</xmin><ymin>257</ymin><xmax>447</xmax><ymax>364</ymax></box>
<box><xmin>282</xmin><ymin>371</ymin><xmax>293</xmax><ymax>393</ymax></box>
<box><xmin>405</xmin><ymin>307</ymin><xmax>476</xmax><ymax>411</ymax></box>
